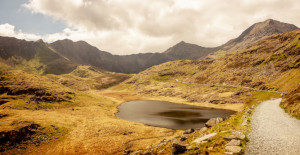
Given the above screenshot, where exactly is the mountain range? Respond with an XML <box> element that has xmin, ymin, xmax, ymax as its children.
<box><xmin>0</xmin><ymin>19</ymin><xmax>298</xmax><ymax>74</ymax></box>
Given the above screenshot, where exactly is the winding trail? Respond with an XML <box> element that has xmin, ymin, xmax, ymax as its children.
<box><xmin>175</xmin><ymin>79</ymin><xmax>287</xmax><ymax>94</ymax></box>
<box><xmin>246</xmin><ymin>98</ymin><xmax>300</xmax><ymax>155</ymax></box>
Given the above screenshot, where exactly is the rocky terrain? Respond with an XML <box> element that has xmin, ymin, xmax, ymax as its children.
<box><xmin>281</xmin><ymin>85</ymin><xmax>300</xmax><ymax>118</ymax></box>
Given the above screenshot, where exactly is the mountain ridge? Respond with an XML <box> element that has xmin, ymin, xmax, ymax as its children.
<box><xmin>0</xmin><ymin>19</ymin><xmax>298</xmax><ymax>74</ymax></box>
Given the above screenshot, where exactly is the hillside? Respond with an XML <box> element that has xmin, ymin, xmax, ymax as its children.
<box><xmin>0</xmin><ymin>37</ymin><xmax>77</xmax><ymax>75</ymax></box>
<box><xmin>119</xmin><ymin>29</ymin><xmax>300</xmax><ymax>101</ymax></box>
<box><xmin>281</xmin><ymin>85</ymin><xmax>300</xmax><ymax>118</ymax></box>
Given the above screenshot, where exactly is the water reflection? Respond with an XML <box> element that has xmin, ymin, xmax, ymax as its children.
<box><xmin>116</xmin><ymin>100</ymin><xmax>235</xmax><ymax>130</ymax></box>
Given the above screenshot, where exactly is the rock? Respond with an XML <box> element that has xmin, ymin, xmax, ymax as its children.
<box><xmin>225</xmin><ymin>139</ymin><xmax>241</xmax><ymax>146</ymax></box>
<box><xmin>208</xmin><ymin>147</ymin><xmax>213</xmax><ymax>150</ymax></box>
<box><xmin>224</xmin><ymin>152</ymin><xmax>234</xmax><ymax>155</ymax></box>
<box><xmin>157</xmin><ymin>149</ymin><xmax>166</xmax><ymax>154</ymax></box>
<box><xmin>241</xmin><ymin>119</ymin><xmax>248</xmax><ymax>126</ymax></box>
<box><xmin>225</xmin><ymin>146</ymin><xmax>242</xmax><ymax>154</ymax></box>
<box><xmin>223</xmin><ymin>135</ymin><xmax>237</xmax><ymax>140</ymax></box>
<box><xmin>192</xmin><ymin>133</ymin><xmax>217</xmax><ymax>144</ymax></box>
<box><xmin>232</xmin><ymin>131</ymin><xmax>246</xmax><ymax>140</ymax></box>
<box><xmin>183</xmin><ymin>128</ymin><xmax>195</xmax><ymax>134</ymax></box>
<box><xmin>224</xmin><ymin>132</ymin><xmax>245</xmax><ymax>140</ymax></box>
<box><xmin>123</xmin><ymin>150</ymin><xmax>133</xmax><ymax>155</ymax></box>
<box><xmin>180</xmin><ymin>134</ymin><xmax>189</xmax><ymax>141</ymax></box>
<box><xmin>186</xmin><ymin>146</ymin><xmax>199</xmax><ymax>150</ymax></box>
<box><xmin>199</xmin><ymin>127</ymin><xmax>208</xmax><ymax>132</ymax></box>
<box><xmin>245</xmin><ymin>108</ymin><xmax>251</xmax><ymax>114</ymax></box>
<box><xmin>205</xmin><ymin>117</ymin><xmax>224</xmax><ymax>127</ymax></box>
<box><xmin>172</xmin><ymin>141</ymin><xmax>187</xmax><ymax>154</ymax></box>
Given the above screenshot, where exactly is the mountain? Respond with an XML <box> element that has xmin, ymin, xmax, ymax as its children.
<box><xmin>122</xmin><ymin>29</ymin><xmax>300</xmax><ymax>99</ymax></box>
<box><xmin>0</xmin><ymin>19</ymin><xmax>298</xmax><ymax>74</ymax></box>
<box><xmin>0</xmin><ymin>36</ymin><xmax>77</xmax><ymax>75</ymax></box>
<box><xmin>163</xmin><ymin>41</ymin><xmax>219</xmax><ymax>59</ymax></box>
<box><xmin>222</xmin><ymin>19</ymin><xmax>298</xmax><ymax>50</ymax></box>
<box><xmin>50</xmin><ymin>39</ymin><xmax>175</xmax><ymax>73</ymax></box>
<box><xmin>50</xmin><ymin>19</ymin><xmax>298</xmax><ymax>73</ymax></box>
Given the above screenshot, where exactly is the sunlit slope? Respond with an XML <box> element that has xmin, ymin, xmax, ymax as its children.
<box><xmin>121</xmin><ymin>29</ymin><xmax>300</xmax><ymax>93</ymax></box>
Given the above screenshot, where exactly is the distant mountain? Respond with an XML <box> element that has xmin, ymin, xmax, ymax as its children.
<box><xmin>222</xmin><ymin>19</ymin><xmax>299</xmax><ymax>50</ymax></box>
<box><xmin>50</xmin><ymin>40</ymin><xmax>218</xmax><ymax>73</ymax></box>
<box><xmin>50</xmin><ymin>39</ymin><xmax>174</xmax><ymax>73</ymax></box>
<box><xmin>163</xmin><ymin>41</ymin><xmax>219</xmax><ymax>60</ymax></box>
<box><xmin>0</xmin><ymin>19</ymin><xmax>298</xmax><ymax>74</ymax></box>
<box><xmin>0</xmin><ymin>36</ymin><xmax>76</xmax><ymax>75</ymax></box>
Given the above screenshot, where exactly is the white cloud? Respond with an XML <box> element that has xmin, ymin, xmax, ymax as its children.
<box><xmin>5</xmin><ymin>0</ymin><xmax>300</xmax><ymax>54</ymax></box>
<box><xmin>0</xmin><ymin>23</ymin><xmax>41</xmax><ymax>40</ymax></box>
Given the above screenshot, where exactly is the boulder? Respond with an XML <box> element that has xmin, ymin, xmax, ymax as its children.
<box><xmin>225</xmin><ymin>139</ymin><xmax>241</xmax><ymax>146</ymax></box>
<box><xmin>183</xmin><ymin>128</ymin><xmax>195</xmax><ymax>134</ymax></box>
<box><xmin>205</xmin><ymin>117</ymin><xmax>224</xmax><ymax>127</ymax></box>
<box><xmin>232</xmin><ymin>131</ymin><xmax>245</xmax><ymax>140</ymax></box>
<box><xmin>192</xmin><ymin>133</ymin><xmax>217</xmax><ymax>144</ymax></box>
<box><xmin>225</xmin><ymin>146</ymin><xmax>242</xmax><ymax>154</ymax></box>
<box><xmin>172</xmin><ymin>141</ymin><xmax>187</xmax><ymax>154</ymax></box>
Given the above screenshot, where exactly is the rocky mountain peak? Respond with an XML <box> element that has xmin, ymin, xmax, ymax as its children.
<box><xmin>222</xmin><ymin>19</ymin><xmax>298</xmax><ymax>51</ymax></box>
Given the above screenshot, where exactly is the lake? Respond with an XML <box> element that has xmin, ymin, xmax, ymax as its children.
<box><xmin>116</xmin><ymin>100</ymin><xmax>235</xmax><ymax>130</ymax></box>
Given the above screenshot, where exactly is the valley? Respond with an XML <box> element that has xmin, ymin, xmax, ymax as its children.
<box><xmin>0</xmin><ymin>19</ymin><xmax>299</xmax><ymax>154</ymax></box>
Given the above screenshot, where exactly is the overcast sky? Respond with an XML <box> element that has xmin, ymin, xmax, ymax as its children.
<box><xmin>0</xmin><ymin>0</ymin><xmax>299</xmax><ymax>55</ymax></box>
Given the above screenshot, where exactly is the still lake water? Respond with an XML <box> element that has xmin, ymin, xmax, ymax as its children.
<box><xmin>116</xmin><ymin>100</ymin><xmax>235</xmax><ymax>130</ymax></box>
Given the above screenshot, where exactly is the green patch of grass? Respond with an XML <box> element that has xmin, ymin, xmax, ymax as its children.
<box><xmin>152</xmin><ymin>75</ymin><xmax>171</xmax><ymax>82</ymax></box>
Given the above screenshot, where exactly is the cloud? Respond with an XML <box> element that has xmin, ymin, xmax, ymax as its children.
<box><xmin>0</xmin><ymin>23</ymin><xmax>41</xmax><ymax>40</ymax></box>
<box><xmin>8</xmin><ymin>0</ymin><xmax>300</xmax><ymax>54</ymax></box>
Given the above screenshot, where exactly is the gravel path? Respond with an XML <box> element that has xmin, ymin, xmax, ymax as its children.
<box><xmin>247</xmin><ymin>98</ymin><xmax>300</xmax><ymax>155</ymax></box>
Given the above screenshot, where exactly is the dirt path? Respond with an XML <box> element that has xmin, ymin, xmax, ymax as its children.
<box><xmin>246</xmin><ymin>98</ymin><xmax>300</xmax><ymax>154</ymax></box>
<box><xmin>175</xmin><ymin>79</ymin><xmax>287</xmax><ymax>94</ymax></box>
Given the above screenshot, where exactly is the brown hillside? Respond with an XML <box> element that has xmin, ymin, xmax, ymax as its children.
<box><xmin>281</xmin><ymin>85</ymin><xmax>300</xmax><ymax>118</ymax></box>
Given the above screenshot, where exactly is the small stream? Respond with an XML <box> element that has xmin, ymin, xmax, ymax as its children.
<box><xmin>116</xmin><ymin>100</ymin><xmax>235</xmax><ymax>130</ymax></box>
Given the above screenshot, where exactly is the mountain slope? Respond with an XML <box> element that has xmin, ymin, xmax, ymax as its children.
<box><xmin>120</xmin><ymin>29</ymin><xmax>300</xmax><ymax>100</ymax></box>
<box><xmin>0</xmin><ymin>37</ymin><xmax>77</xmax><ymax>75</ymax></box>
<box><xmin>222</xmin><ymin>19</ymin><xmax>298</xmax><ymax>51</ymax></box>
<box><xmin>163</xmin><ymin>41</ymin><xmax>219</xmax><ymax>60</ymax></box>
<box><xmin>281</xmin><ymin>85</ymin><xmax>300</xmax><ymax>118</ymax></box>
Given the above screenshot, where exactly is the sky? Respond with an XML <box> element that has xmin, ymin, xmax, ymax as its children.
<box><xmin>0</xmin><ymin>0</ymin><xmax>299</xmax><ymax>55</ymax></box>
